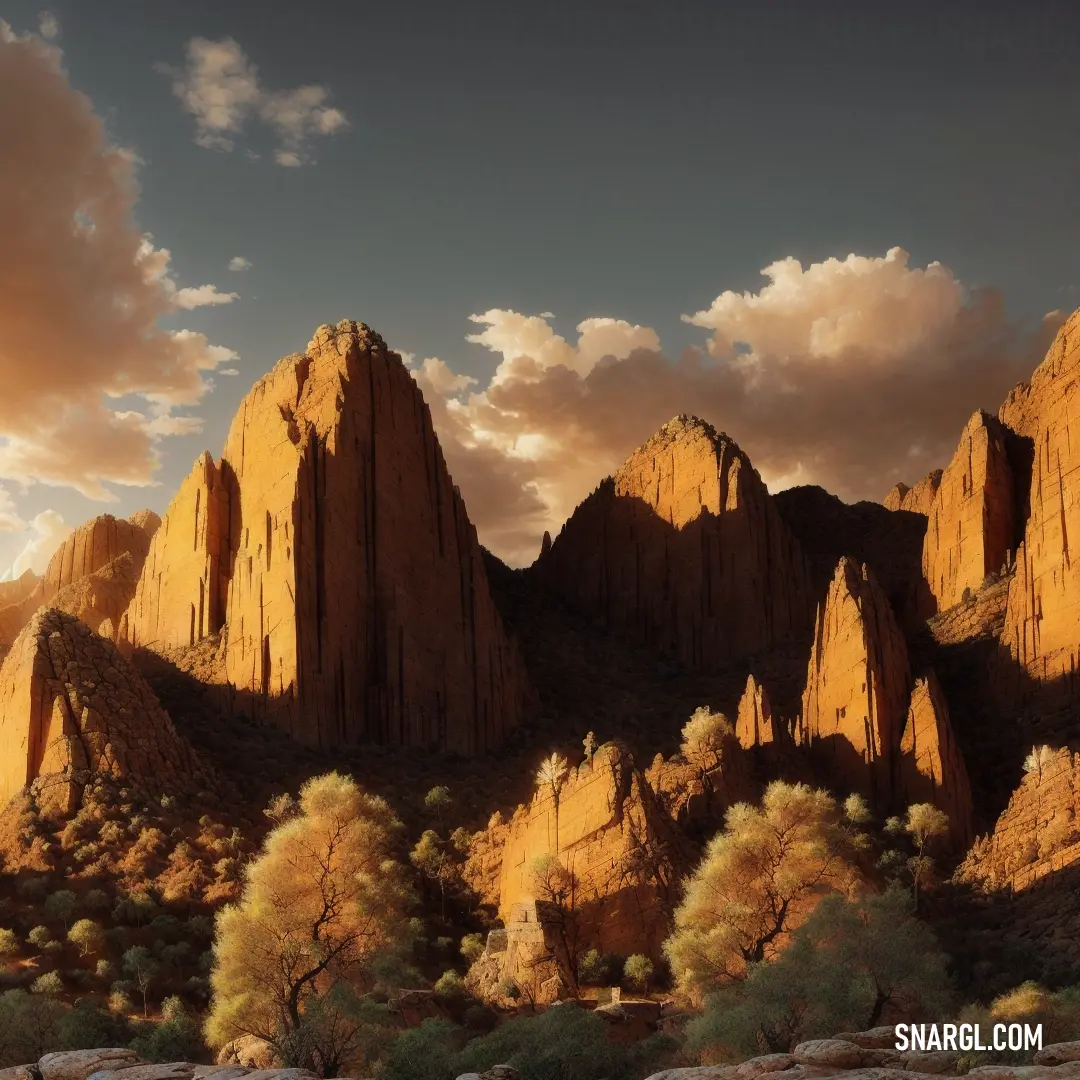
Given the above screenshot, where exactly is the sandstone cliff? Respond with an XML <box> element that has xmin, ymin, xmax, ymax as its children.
<box><xmin>536</xmin><ymin>416</ymin><xmax>813</xmax><ymax>670</ymax></box>
<box><xmin>797</xmin><ymin>558</ymin><xmax>911</xmax><ymax>802</ymax></box>
<box><xmin>898</xmin><ymin>671</ymin><xmax>974</xmax><ymax>846</ymax></box>
<box><xmin>735</xmin><ymin>673</ymin><xmax>781</xmax><ymax>750</ymax></box>
<box><xmin>0</xmin><ymin>513</ymin><xmax>159</xmax><ymax>649</ymax></box>
<box><xmin>883</xmin><ymin>469</ymin><xmax>943</xmax><ymax>515</ymax></box>
<box><xmin>959</xmin><ymin>745</ymin><xmax>1079</xmax><ymax>891</ymax></box>
<box><xmin>920</xmin><ymin>411</ymin><xmax>1015</xmax><ymax>616</ymax></box>
<box><xmin>0</xmin><ymin>608</ymin><xmax>206</xmax><ymax>814</ymax></box>
<box><xmin>997</xmin><ymin>307</ymin><xmax>1080</xmax><ymax>702</ymax></box>
<box><xmin>124</xmin><ymin>320</ymin><xmax>529</xmax><ymax>755</ymax></box>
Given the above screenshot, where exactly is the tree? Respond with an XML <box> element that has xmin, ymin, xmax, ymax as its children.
<box><xmin>681</xmin><ymin>707</ymin><xmax>733</xmax><ymax>772</ymax></box>
<box><xmin>531</xmin><ymin>854</ymin><xmax>583</xmax><ymax>992</ymax></box>
<box><xmin>624</xmin><ymin>954</ymin><xmax>654</xmax><ymax>995</ymax></box>
<box><xmin>536</xmin><ymin>753</ymin><xmax>570</xmax><ymax>854</ymax></box>
<box><xmin>460</xmin><ymin>933</ymin><xmax>485</xmax><ymax>964</ymax></box>
<box><xmin>31</xmin><ymin>972</ymin><xmax>64</xmax><ymax>995</ymax></box>
<box><xmin>68</xmin><ymin>918</ymin><xmax>105</xmax><ymax>957</ymax></box>
<box><xmin>123</xmin><ymin>945</ymin><xmax>158</xmax><ymax>1016</ymax></box>
<box><xmin>664</xmin><ymin>781</ymin><xmax>858</xmax><ymax>1003</ymax></box>
<box><xmin>410</xmin><ymin>830</ymin><xmax>454</xmax><ymax>921</ymax></box>
<box><xmin>904</xmin><ymin>803</ymin><xmax>949</xmax><ymax>909</ymax></box>
<box><xmin>1024</xmin><ymin>745</ymin><xmax>1056</xmax><ymax>779</ymax></box>
<box><xmin>424</xmin><ymin>786</ymin><xmax>452</xmax><ymax>826</ymax></box>
<box><xmin>204</xmin><ymin>772</ymin><xmax>411</xmax><ymax>1076</ymax></box>
<box><xmin>0</xmin><ymin>928</ymin><xmax>18</xmax><ymax>958</ymax></box>
<box><xmin>44</xmin><ymin>889</ymin><xmax>78</xmax><ymax>929</ymax></box>
<box><xmin>686</xmin><ymin>887</ymin><xmax>952</xmax><ymax>1060</ymax></box>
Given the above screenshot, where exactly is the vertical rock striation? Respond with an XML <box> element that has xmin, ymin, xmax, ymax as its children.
<box><xmin>920</xmin><ymin>411</ymin><xmax>1015</xmax><ymax>616</ymax></box>
<box><xmin>535</xmin><ymin>416</ymin><xmax>813</xmax><ymax>669</ymax></box>
<box><xmin>122</xmin><ymin>320</ymin><xmax>529</xmax><ymax>755</ymax></box>
<box><xmin>883</xmin><ymin>469</ymin><xmax>943</xmax><ymax>515</ymax></box>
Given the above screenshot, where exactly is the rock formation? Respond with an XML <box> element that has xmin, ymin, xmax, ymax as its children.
<box><xmin>920</xmin><ymin>411</ymin><xmax>1015</xmax><ymax>616</ymax></box>
<box><xmin>536</xmin><ymin>416</ymin><xmax>813</xmax><ymax>669</ymax></box>
<box><xmin>897</xmin><ymin>671</ymin><xmax>974</xmax><ymax>846</ymax></box>
<box><xmin>0</xmin><ymin>609</ymin><xmax>206</xmax><ymax>814</ymax></box>
<box><xmin>797</xmin><ymin>558</ymin><xmax>911</xmax><ymax>802</ymax></box>
<box><xmin>735</xmin><ymin>673</ymin><xmax>781</xmax><ymax>749</ymax></box>
<box><xmin>123</xmin><ymin>320</ymin><xmax>529</xmax><ymax>755</ymax></box>
<box><xmin>0</xmin><ymin>513</ymin><xmax>160</xmax><ymax>650</ymax></box>
<box><xmin>0</xmin><ymin>569</ymin><xmax>39</xmax><ymax>609</ymax></box>
<box><xmin>959</xmin><ymin>746</ymin><xmax>1080</xmax><ymax>891</ymax></box>
<box><xmin>997</xmin><ymin>307</ymin><xmax>1080</xmax><ymax>700</ymax></box>
<box><xmin>883</xmin><ymin>469</ymin><xmax>943</xmax><ymax>515</ymax></box>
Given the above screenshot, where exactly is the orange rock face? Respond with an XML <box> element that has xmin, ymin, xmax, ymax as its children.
<box><xmin>898</xmin><ymin>671</ymin><xmax>974</xmax><ymax>846</ymax></box>
<box><xmin>997</xmin><ymin>308</ymin><xmax>1080</xmax><ymax>699</ymax></box>
<box><xmin>0</xmin><ymin>513</ymin><xmax>159</xmax><ymax>650</ymax></box>
<box><xmin>124</xmin><ymin>320</ymin><xmax>529</xmax><ymax>754</ymax></box>
<box><xmin>797</xmin><ymin>558</ymin><xmax>974</xmax><ymax>835</ymax></box>
<box><xmin>883</xmin><ymin>470</ymin><xmax>942</xmax><ymax>515</ymax></box>
<box><xmin>536</xmin><ymin>416</ymin><xmax>813</xmax><ymax>669</ymax></box>
<box><xmin>797</xmin><ymin>558</ymin><xmax>910</xmax><ymax>802</ymax></box>
<box><xmin>736</xmin><ymin>673</ymin><xmax>781</xmax><ymax>749</ymax></box>
<box><xmin>959</xmin><ymin>746</ymin><xmax>1080</xmax><ymax>891</ymax></box>
<box><xmin>0</xmin><ymin>609</ymin><xmax>206</xmax><ymax>814</ymax></box>
<box><xmin>123</xmin><ymin>453</ymin><xmax>231</xmax><ymax>652</ymax></box>
<box><xmin>920</xmin><ymin>411</ymin><xmax>1015</xmax><ymax>616</ymax></box>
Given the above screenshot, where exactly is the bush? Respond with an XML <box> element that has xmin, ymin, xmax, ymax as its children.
<box><xmin>54</xmin><ymin>998</ymin><xmax>131</xmax><ymax>1051</ymax></box>
<box><xmin>44</xmin><ymin>889</ymin><xmax>78</xmax><ymax>928</ymax></box>
<box><xmin>27</xmin><ymin>925</ymin><xmax>52</xmax><ymax>949</ymax></box>
<box><xmin>624</xmin><ymin>954</ymin><xmax>654</xmax><ymax>994</ymax></box>
<box><xmin>129</xmin><ymin>999</ymin><xmax>205</xmax><ymax>1063</ymax></box>
<box><xmin>460</xmin><ymin>932</ymin><xmax>485</xmax><ymax>964</ymax></box>
<box><xmin>380</xmin><ymin>1018</ymin><xmax>459</xmax><ymax>1080</ymax></box>
<box><xmin>31</xmin><ymin>971</ymin><xmax>64</xmax><ymax>995</ymax></box>
<box><xmin>433</xmin><ymin>969</ymin><xmax>467</xmax><ymax>999</ymax></box>
<box><xmin>0</xmin><ymin>989</ymin><xmax>67</xmax><ymax>1065</ymax></box>
<box><xmin>0</xmin><ymin>929</ymin><xmax>18</xmax><ymax>957</ymax></box>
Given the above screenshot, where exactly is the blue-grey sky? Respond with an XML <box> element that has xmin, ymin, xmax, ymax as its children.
<box><xmin>1</xmin><ymin>0</ymin><xmax>1078</xmax><ymax>570</ymax></box>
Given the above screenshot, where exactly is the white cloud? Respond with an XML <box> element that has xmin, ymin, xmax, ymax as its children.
<box><xmin>0</xmin><ymin>29</ymin><xmax>238</xmax><ymax>498</ymax></box>
<box><xmin>9</xmin><ymin>510</ymin><xmax>72</xmax><ymax>577</ymax></box>
<box><xmin>37</xmin><ymin>11</ymin><xmax>59</xmax><ymax>39</ymax></box>
<box><xmin>218</xmin><ymin>367</ymin><xmax>239</xmax><ymax>376</ymax></box>
<box><xmin>411</xmin><ymin>250</ymin><xmax>1058</xmax><ymax>567</ymax></box>
<box><xmin>162</xmin><ymin>37</ymin><xmax>348</xmax><ymax>166</ymax></box>
<box><xmin>228</xmin><ymin>255</ymin><xmax>252</xmax><ymax>271</ymax></box>
<box><xmin>173</xmin><ymin>283</ymin><xmax>239</xmax><ymax>309</ymax></box>
<box><xmin>0</xmin><ymin>489</ymin><xmax>27</xmax><ymax>532</ymax></box>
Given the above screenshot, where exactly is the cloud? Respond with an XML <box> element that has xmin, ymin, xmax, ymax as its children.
<box><xmin>172</xmin><ymin>283</ymin><xmax>239</xmax><ymax>309</ymax></box>
<box><xmin>0</xmin><ymin>28</ymin><xmax>237</xmax><ymax>500</ymax></box>
<box><xmin>9</xmin><ymin>509</ymin><xmax>72</xmax><ymax>577</ymax></box>
<box><xmin>412</xmin><ymin>249</ymin><xmax>1059</xmax><ymax>567</ymax></box>
<box><xmin>37</xmin><ymin>11</ymin><xmax>58</xmax><ymax>39</ymax></box>
<box><xmin>161</xmin><ymin>37</ymin><xmax>348</xmax><ymax>166</ymax></box>
<box><xmin>0</xmin><ymin>489</ymin><xmax>27</xmax><ymax>532</ymax></box>
<box><xmin>228</xmin><ymin>255</ymin><xmax>252</xmax><ymax>271</ymax></box>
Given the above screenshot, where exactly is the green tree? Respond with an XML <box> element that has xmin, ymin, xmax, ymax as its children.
<box><xmin>410</xmin><ymin>829</ymin><xmax>455</xmax><ymax>921</ymax></box>
<box><xmin>459</xmin><ymin>932</ymin><xmax>485</xmax><ymax>964</ymax></box>
<box><xmin>0</xmin><ymin>989</ymin><xmax>67</xmax><ymax>1065</ymax></box>
<box><xmin>380</xmin><ymin>1017</ymin><xmax>458</xmax><ymax>1080</ymax></box>
<box><xmin>424</xmin><ymin>786</ymin><xmax>452</xmax><ymax>826</ymax></box>
<box><xmin>130</xmin><ymin>998</ymin><xmax>205</xmax><ymax>1062</ymax></box>
<box><xmin>624</xmin><ymin>954</ymin><xmax>654</xmax><ymax>995</ymax></box>
<box><xmin>31</xmin><ymin>971</ymin><xmax>64</xmax><ymax>995</ymax></box>
<box><xmin>44</xmin><ymin>889</ymin><xmax>78</xmax><ymax>929</ymax></box>
<box><xmin>204</xmin><ymin>772</ymin><xmax>411</xmax><ymax>1076</ymax></box>
<box><xmin>68</xmin><ymin>918</ymin><xmax>105</xmax><ymax>957</ymax></box>
<box><xmin>681</xmin><ymin>706</ymin><xmax>732</xmax><ymax>773</ymax></box>
<box><xmin>905</xmin><ymin>803</ymin><xmax>950</xmax><ymax>909</ymax></box>
<box><xmin>686</xmin><ymin>887</ymin><xmax>952</xmax><ymax>1060</ymax></box>
<box><xmin>664</xmin><ymin>781</ymin><xmax>858</xmax><ymax>1002</ymax></box>
<box><xmin>0</xmin><ymin>928</ymin><xmax>18</xmax><ymax>959</ymax></box>
<box><xmin>123</xmin><ymin>946</ymin><xmax>158</xmax><ymax>1017</ymax></box>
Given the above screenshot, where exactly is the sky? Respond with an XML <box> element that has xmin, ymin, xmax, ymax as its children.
<box><xmin>1</xmin><ymin>0</ymin><xmax>1079</xmax><ymax>571</ymax></box>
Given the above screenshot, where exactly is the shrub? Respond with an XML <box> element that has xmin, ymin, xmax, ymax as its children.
<box><xmin>459</xmin><ymin>932</ymin><xmax>485</xmax><ymax>964</ymax></box>
<box><xmin>380</xmin><ymin>1018</ymin><xmax>459</xmax><ymax>1080</ymax></box>
<box><xmin>0</xmin><ymin>929</ymin><xmax>18</xmax><ymax>957</ymax></box>
<box><xmin>31</xmin><ymin>971</ymin><xmax>64</xmax><ymax>995</ymax></box>
<box><xmin>54</xmin><ymin>998</ymin><xmax>131</xmax><ymax>1051</ymax></box>
<box><xmin>624</xmin><ymin>954</ymin><xmax>654</xmax><ymax>994</ymax></box>
<box><xmin>434</xmin><ymin>970</ymin><xmax>467</xmax><ymax>999</ymax></box>
<box><xmin>27</xmin><ymin>925</ymin><xmax>52</xmax><ymax>949</ymax></box>
<box><xmin>129</xmin><ymin>998</ymin><xmax>204</xmax><ymax>1062</ymax></box>
<box><xmin>44</xmin><ymin>889</ymin><xmax>78</xmax><ymax>928</ymax></box>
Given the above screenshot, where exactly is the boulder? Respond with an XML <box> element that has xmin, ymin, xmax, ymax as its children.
<box><xmin>0</xmin><ymin>1069</ymin><xmax>38</xmax><ymax>1080</ymax></box>
<box><xmin>536</xmin><ymin>416</ymin><xmax>813</xmax><ymax>670</ymax></box>
<box><xmin>38</xmin><ymin>1052</ymin><xmax>141</xmax><ymax>1080</ymax></box>
<box><xmin>833</xmin><ymin>1029</ymin><xmax>897</xmax><ymax>1051</ymax></box>
<box><xmin>793</xmin><ymin>1041</ymin><xmax>895</xmax><ymax>1070</ymax></box>
<box><xmin>1036</xmin><ymin>1046</ymin><xmax>1080</xmax><ymax>1067</ymax></box>
<box><xmin>85</xmin><ymin>1068</ymin><xmax>196</xmax><ymax>1080</ymax></box>
<box><xmin>214</xmin><ymin>1039</ymin><xmax>279</xmax><ymax>1071</ymax></box>
<box><xmin>920</xmin><ymin>411</ymin><xmax>1015</xmax><ymax>617</ymax></box>
<box><xmin>124</xmin><ymin>320</ymin><xmax>530</xmax><ymax>755</ymax></box>
<box><xmin>0</xmin><ymin>609</ymin><xmax>207</xmax><ymax>814</ymax></box>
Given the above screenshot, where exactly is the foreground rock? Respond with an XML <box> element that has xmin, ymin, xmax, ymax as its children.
<box><xmin>536</xmin><ymin>416</ymin><xmax>813</xmax><ymax>670</ymax></box>
<box><xmin>124</xmin><ymin>320</ymin><xmax>530</xmax><ymax>754</ymax></box>
<box><xmin>0</xmin><ymin>609</ymin><xmax>208</xmax><ymax>813</ymax></box>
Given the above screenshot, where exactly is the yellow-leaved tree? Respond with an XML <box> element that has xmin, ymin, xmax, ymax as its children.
<box><xmin>664</xmin><ymin>780</ymin><xmax>860</xmax><ymax>1003</ymax></box>
<box><xmin>204</xmin><ymin>773</ymin><xmax>411</xmax><ymax>1075</ymax></box>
